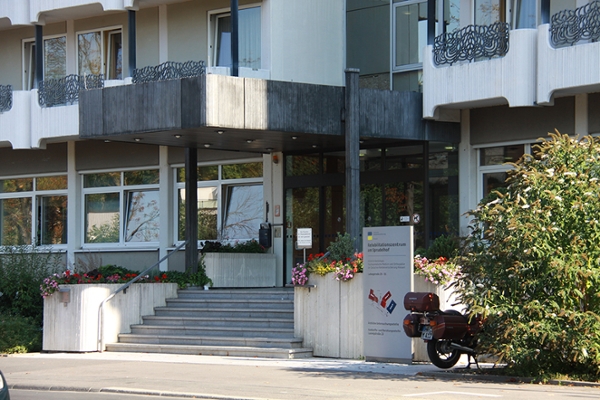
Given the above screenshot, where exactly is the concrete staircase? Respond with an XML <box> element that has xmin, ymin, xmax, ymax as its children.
<box><xmin>105</xmin><ymin>287</ymin><xmax>313</xmax><ymax>359</ymax></box>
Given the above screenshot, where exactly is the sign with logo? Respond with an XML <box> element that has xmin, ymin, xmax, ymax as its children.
<box><xmin>296</xmin><ymin>228</ymin><xmax>312</xmax><ymax>249</ymax></box>
<box><xmin>363</xmin><ymin>226</ymin><xmax>413</xmax><ymax>362</ymax></box>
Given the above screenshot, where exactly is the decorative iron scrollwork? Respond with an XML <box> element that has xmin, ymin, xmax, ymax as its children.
<box><xmin>39</xmin><ymin>74</ymin><xmax>104</xmax><ymax>108</ymax></box>
<box><xmin>132</xmin><ymin>60</ymin><xmax>206</xmax><ymax>84</ymax></box>
<box><xmin>550</xmin><ymin>0</ymin><xmax>600</xmax><ymax>47</ymax></box>
<box><xmin>433</xmin><ymin>22</ymin><xmax>510</xmax><ymax>66</ymax></box>
<box><xmin>0</xmin><ymin>85</ymin><xmax>12</xmax><ymax>113</ymax></box>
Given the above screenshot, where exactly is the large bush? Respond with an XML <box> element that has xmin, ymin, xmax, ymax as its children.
<box><xmin>455</xmin><ymin>133</ymin><xmax>600</xmax><ymax>378</ymax></box>
<box><xmin>0</xmin><ymin>312</ymin><xmax>42</xmax><ymax>354</ymax></box>
<box><xmin>0</xmin><ymin>246</ymin><xmax>63</xmax><ymax>325</ymax></box>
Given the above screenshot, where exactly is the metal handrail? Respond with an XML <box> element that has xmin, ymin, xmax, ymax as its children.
<box><xmin>97</xmin><ymin>241</ymin><xmax>188</xmax><ymax>351</ymax></box>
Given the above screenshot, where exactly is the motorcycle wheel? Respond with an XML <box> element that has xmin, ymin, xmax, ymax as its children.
<box><xmin>426</xmin><ymin>339</ymin><xmax>461</xmax><ymax>369</ymax></box>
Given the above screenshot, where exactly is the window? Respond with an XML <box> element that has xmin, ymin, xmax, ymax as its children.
<box><xmin>23</xmin><ymin>36</ymin><xmax>67</xmax><ymax>89</ymax></box>
<box><xmin>513</xmin><ymin>0</ymin><xmax>537</xmax><ymax>28</ymax></box>
<box><xmin>392</xmin><ymin>0</ymin><xmax>428</xmax><ymax>92</ymax></box>
<box><xmin>212</xmin><ymin>6</ymin><xmax>261</xmax><ymax>69</ymax></box>
<box><xmin>78</xmin><ymin>28</ymin><xmax>123</xmax><ymax>79</ymax></box>
<box><xmin>176</xmin><ymin>161</ymin><xmax>263</xmax><ymax>242</ymax></box>
<box><xmin>0</xmin><ymin>176</ymin><xmax>67</xmax><ymax>246</ymax></box>
<box><xmin>478</xmin><ymin>144</ymin><xmax>527</xmax><ymax>199</ymax></box>
<box><xmin>83</xmin><ymin>169</ymin><xmax>159</xmax><ymax>245</ymax></box>
<box><xmin>474</xmin><ymin>0</ymin><xmax>506</xmax><ymax>25</ymax></box>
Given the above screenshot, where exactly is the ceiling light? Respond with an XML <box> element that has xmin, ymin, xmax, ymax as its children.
<box><xmin>291</xmin><ymin>136</ymin><xmax>298</xmax><ymax>140</ymax></box>
<box><xmin>174</xmin><ymin>134</ymin><xmax>182</xmax><ymax>139</ymax></box>
<box><xmin>265</xmin><ymin>147</ymin><xmax>274</xmax><ymax>151</ymax></box>
<box><xmin>134</xmin><ymin>138</ymin><xmax>142</xmax><ymax>142</ymax></box>
<box><xmin>246</xmin><ymin>139</ymin><xmax>254</xmax><ymax>143</ymax></box>
<box><xmin>312</xmin><ymin>144</ymin><xmax>318</xmax><ymax>148</ymax></box>
<box><xmin>104</xmin><ymin>140</ymin><xmax>111</xmax><ymax>143</ymax></box>
<box><xmin>217</xmin><ymin>130</ymin><xmax>224</xmax><ymax>134</ymax></box>
<box><xmin>204</xmin><ymin>143</ymin><xmax>211</xmax><ymax>148</ymax></box>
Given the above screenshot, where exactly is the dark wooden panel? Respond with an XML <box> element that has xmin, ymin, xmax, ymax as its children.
<box><xmin>79</xmin><ymin>89</ymin><xmax>104</xmax><ymax>138</ymax></box>
<box><xmin>181</xmin><ymin>76</ymin><xmax>206</xmax><ymax>128</ymax></box>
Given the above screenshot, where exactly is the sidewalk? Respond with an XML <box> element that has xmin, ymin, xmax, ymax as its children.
<box><xmin>0</xmin><ymin>352</ymin><xmax>470</xmax><ymax>399</ymax></box>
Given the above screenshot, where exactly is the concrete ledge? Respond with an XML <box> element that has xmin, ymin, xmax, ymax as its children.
<box><xmin>43</xmin><ymin>283</ymin><xmax>178</xmax><ymax>352</ymax></box>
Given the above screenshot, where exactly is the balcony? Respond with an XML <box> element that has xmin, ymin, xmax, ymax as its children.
<box><xmin>423</xmin><ymin>23</ymin><xmax>537</xmax><ymax>119</ymax></box>
<box><xmin>537</xmin><ymin>0</ymin><xmax>600</xmax><ymax>105</ymax></box>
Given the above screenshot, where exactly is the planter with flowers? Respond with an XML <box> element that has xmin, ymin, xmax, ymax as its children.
<box><xmin>201</xmin><ymin>240</ymin><xmax>276</xmax><ymax>287</ymax></box>
<box><xmin>294</xmin><ymin>233</ymin><xmax>365</xmax><ymax>358</ymax></box>
<box><xmin>41</xmin><ymin>265</ymin><xmax>209</xmax><ymax>352</ymax></box>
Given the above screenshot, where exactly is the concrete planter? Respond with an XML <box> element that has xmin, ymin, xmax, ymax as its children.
<box><xmin>294</xmin><ymin>274</ymin><xmax>363</xmax><ymax>359</ymax></box>
<box><xmin>203</xmin><ymin>253</ymin><xmax>276</xmax><ymax>287</ymax></box>
<box><xmin>43</xmin><ymin>283</ymin><xmax>178</xmax><ymax>352</ymax></box>
<box><xmin>294</xmin><ymin>273</ymin><xmax>459</xmax><ymax>361</ymax></box>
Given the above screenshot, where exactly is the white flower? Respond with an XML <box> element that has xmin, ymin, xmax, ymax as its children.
<box><xmin>546</xmin><ymin>168</ymin><xmax>555</xmax><ymax>177</ymax></box>
<box><xmin>524</xmin><ymin>186</ymin><xmax>532</xmax><ymax>193</ymax></box>
<box><xmin>555</xmin><ymin>196</ymin><xmax>562</xmax><ymax>201</ymax></box>
<box><xmin>521</xmin><ymin>204</ymin><xmax>530</xmax><ymax>209</ymax></box>
<box><xmin>564</xmin><ymin>171</ymin><xmax>576</xmax><ymax>177</ymax></box>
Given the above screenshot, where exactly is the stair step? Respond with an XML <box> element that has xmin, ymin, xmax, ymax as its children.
<box><xmin>141</xmin><ymin>316</ymin><xmax>293</xmax><ymax>329</ymax></box>
<box><xmin>105</xmin><ymin>343</ymin><xmax>313</xmax><ymax>359</ymax></box>
<box><xmin>130</xmin><ymin>324</ymin><xmax>295</xmax><ymax>338</ymax></box>
<box><xmin>165</xmin><ymin>298</ymin><xmax>294</xmax><ymax>309</ymax></box>
<box><xmin>154</xmin><ymin>307</ymin><xmax>293</xmax><ymax>319</ymax></box>
<box><xmin>178</xmin><ymin>288</ymin><xmax>294</xmax><ymax>300</ymax></box>
<box><xmin>117</xmin><ymin>333</ymin><xmax>305</xmax><ymax>349</ymax></box>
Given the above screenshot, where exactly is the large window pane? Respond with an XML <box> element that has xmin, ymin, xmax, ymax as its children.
<box><xmin>480</xmin><ymin>145</ymin><xmax>524</xmax><ymax>166</ymax></box>
<box><xmin>84</xmin><ymin>172</ymin><xmax>120</xmax><ymax>188</ymax></box>
<box><xmin>222</xmin><ymin>185</ymin><xmax>263</xmax><ymax>240</ymax></box>
<box><xmin>78</xmin><ymin>32</ymin><xmax>102</xmax><ymax>75</ymax></box>
<box><xmin>216</xmin><ymin>7</ymin><xmax>261</xmax><ymax>69</ymax></box>
<box><xmin>40</xmin><ymin>196</ymin><xmax>67</xmax><ymax>245</ymax></box>
<box><xmin>483</xmin><ymin>172</ymin><xmax>508</xmax><ymax>197</ymax></box>
<box><xmin>85</xmin><ymin>193</ymin><xmax>120</xmax><ymax>243</ymax></box>
<box><xmin>0</xmin><ymin>198</ymin><xmax>32</xmax><ymax>245</ymax></box>
<box><xmin>124</xmin><ymin>170</ymin><xmax>159</xmax><ymax>186</ymax></box>
<box><xmin>513</xmin><ymin>0</ymin><xmax>536</xmax><ymax>28</ymax></box>
<box><xmin>395</xmin><ymin>2</ymin><xmax>427</xmax><ymax>67</ymax></box>
<box><xmin>361</xmin><ymin>184</ymin><xmax>383</xmax><ymax>227</ymax></box>
<box><xmin>285</xmin><ymin>155</ymin><xmax>320</xmax><ymax>176</ymax></box>
<box><xmin>107</xmin><ymin>31</ymin><xmax>122</xmax><ymax>80</ymax></box>
<box><xmin>178</xmin><ymin>187</ymin><xmax>218</xmax><ymax>241</ymax></box>
<box><xmin>125</xmin><ymin>190</ymin><xmax>159</xmax><ymax>242</ymax></box>
<box><xmin>44</xmin><ymin>37</ymin><xmax>66</xmax><ymax>80</ymax></box>
<box><xmin>444</xmin><ymin>0</ymin><xmax>461</xmax><ymax>32</ymax></box>
<box><xmin>392</xmin><ymin>70</ymin><xmax>423</xmax><ymax>92</ymax></box>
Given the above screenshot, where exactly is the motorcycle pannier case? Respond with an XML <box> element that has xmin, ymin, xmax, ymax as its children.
<box><xmin>402</xmin><ymin>313</ymin><xmax>421</xmax><ymax>337</ymax></box>
<box><xmin>431</xmin><ymin>314</ymin><xmax>469</xmax><ymax>340</ymax></box>
<box><xmin>403</xmin><ymin>292</ymin><xmax>440</xmax><ymax>312</ymax></box>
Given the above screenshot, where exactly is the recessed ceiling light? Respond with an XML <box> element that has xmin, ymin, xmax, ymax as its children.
<box><xmin>104</xmin><ymin>140</ymin><xmax>111</xmax><ymax>143</ymax></box>
<box><xmin>265</xmin><ymin>147</ymin><xmax>274</xmax><ymax>151</ymax></box>
<box><xmin>291</xmin><ymin>136</ymin><xmax>298</xmax><ymax>140</ymax></box>
<box><xmin>174</xmin><ymin>134</ymin><xmax>182</xmax><ymax>139</ymax></box>
<box><xmin>134</xmin><ymin>138</ymin><xmax>142</xmax><ymax>142</ymax></box>
<box><xmin>312</xmin><ymin>144</ymin><xmax>318</xmax><ymax>148</ymax></box>
<box><xmin>217</xmin><ymin>130</ymin><xmax>224</xmax><ymax>134</ymax></box>
<box><xmin>246</xmin><ymin>139</ymin><xmax>254</xmax><ymax>143</ymax></box>
<box><xmin>204</xmin><ymin>143</ymin><xmax>211</xmax><ymax>148</ymax></box>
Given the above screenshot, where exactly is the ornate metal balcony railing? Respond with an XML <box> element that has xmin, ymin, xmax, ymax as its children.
<box><xmin>38</xmin><ymin>74</ymin><xmax>104</xmax><ymax>108</ymax></box>
<box><xmin>0</xmin><ymin>85</ymin><xmax>13</xmax><ymax>113</ymax></box>
<box><xmin>433</xmin><ymin>22</ymin><xmax>510</xmax><ymax>66</ymax></box>
<box><xmin>550</xmin><ymin>0</ymin><xmax>600</xmax><ymax>47</ymax></box>
<box><xmin>132</xmin><ymin>60</ymin><xmax>206</xmax><ymax>84</ymax></box>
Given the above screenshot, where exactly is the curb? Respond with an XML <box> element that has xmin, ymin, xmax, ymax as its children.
<box><xmin>421</xmin><ymin>370</ymin><xmax>600</xmax><ymax>388</ymax></box>
<box><xmin>10</xmin><ymin>384</ymin><xmax>259</xmax><ymax>400</ymax></box>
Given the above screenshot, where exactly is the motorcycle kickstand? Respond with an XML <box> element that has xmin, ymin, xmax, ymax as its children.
<box><xmin>466</xmin><ymin>354</ymin><xmax>481</xmax><ymax>370</ymax></box>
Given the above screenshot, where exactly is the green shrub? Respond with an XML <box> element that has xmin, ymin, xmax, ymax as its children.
<box><xmin>417</xmin><ymin>234</ymin><xmax>461</xmax><ymax>259</ymax></box>
<box><xmin>200</xmin><ymin>239</ymin><xmax>266</xmax><ymax>254</ymax></box>
<box><xmin>455</xmin><ymin>133</ymin><xmax>600</xmax><ymax>379</ymax></box>
<box><xmin>0</xmin><ymin>312</ymin><xmax>42</xmax><ymax>354</ymax></box>
<box><xmin>0</xmin><ymin>246</ymin><xmax>63</xmax><ymax>325</ymax></box>
<box><xmin>327</xmin><ymin>233</ymin><xmax>356</xmax><ymax>261</ymax></box>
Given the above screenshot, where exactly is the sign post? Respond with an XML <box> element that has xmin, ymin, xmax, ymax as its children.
<box><xmin>362</xmin><ymin>226</ymin><xmax>413</xmax><ymax>363</ymax></box>
<box><xmin>296</xmin><ymin>228</ymin><xmax>312</xmax><ymax>264</ymax></box>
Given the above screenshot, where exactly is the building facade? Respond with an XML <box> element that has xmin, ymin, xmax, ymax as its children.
<box><xmin>0</xmin><ymin>0</ymin><xmax>469</xmax><ymax>285</ymax></box>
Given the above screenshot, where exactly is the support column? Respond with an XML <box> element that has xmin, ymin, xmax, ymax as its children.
<box><xmin>458</xmin><ymin>109</ymin><xmax>477</xmax><ymax>237</ymax></box>
<box><xmin>345</xmin><ymin>69</ymin><xmax>360</xmax><ymax>250</ymax></box>
<box><xmin>35</xmin><ymin>25</ymin><xmax>43</xmax><ymax>88</ymax></box>
<box><xmin>231</xmin><ymin>0</ymin><xmax>239</xmax><ymax>77</ymax></box>
<box><xmin>185</xmin><ymin>147</ymin><xmax>198</xmax><ymax>273</ymax></box>
<box><xmin>128</xmin><ymin>10</ymin><xmax>137</xmax><ymax>78</ymax></box>
<box><xmin>158</xmin><ymin>146</ymin><xmax>172</xmax><ymax>271</ymax></box>
<box><xmin>575</xmin><ymin>93</ymin><xmax>588</xmax><ymax>136</ymax></box>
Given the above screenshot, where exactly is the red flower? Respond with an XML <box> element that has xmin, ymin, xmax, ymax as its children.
<box><xmin>154</xmin><ymin>276</ymin><xmax>160</xmax><ymax>282</ymax></box>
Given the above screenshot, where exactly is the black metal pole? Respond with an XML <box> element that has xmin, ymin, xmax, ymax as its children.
<box><xmin>231</xmin><ymin>0</ymin><xmax>239</xmax><ymax>77</ymax></box>
<box><xmin>35</xmin><ymin>25</ymin><xmax>43</xmax><ymax>88</ymax></box>
<box><xmin>185</xmin><ymin>147</ymin><xmax>199</xmax><ymax>273</ymax></box>
<box><xmin>128</xmin><ymin>10</ymin><xmax>137</xmax><ymax>78</ymax></box>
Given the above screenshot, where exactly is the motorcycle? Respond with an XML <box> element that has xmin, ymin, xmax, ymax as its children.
<box><xmin>402</xmin><ymin>292</ymin><xmax>482</xmax><ymax>369</ymax></box>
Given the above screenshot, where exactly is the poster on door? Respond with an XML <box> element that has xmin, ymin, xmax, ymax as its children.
<box><xmin>362</xmin><ymin>226</ymin><xmax>413</xmax><ymax>362</ymax></box>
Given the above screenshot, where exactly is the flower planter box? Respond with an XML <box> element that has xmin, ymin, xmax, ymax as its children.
<box><xmin>43</xmin><ymin>283</ymin><xmax>178</xmax><ymax>352</ymax></box>
<box><xmin>203</xmin><ymin>253</ymin><xmax>276</xmax><ymax>287</ymax></box>
<box><xmin>294</xmin><ymin>273</ymin><xmax>461</xmax><ymax>361</ymax></box>
<box><xmin>294</xmin><ymin>274</ymin><xmax>364</xmax><ymax>359</ymax></box>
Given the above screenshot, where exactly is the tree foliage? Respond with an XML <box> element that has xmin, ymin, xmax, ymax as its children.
<box><xmin>455</xmin><ymin>132</ymin><xmax>600</xmax><ymax>378</ymax></box>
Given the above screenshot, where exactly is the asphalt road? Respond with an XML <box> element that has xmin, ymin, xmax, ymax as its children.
<box><xmin>1</xmin><ymin>352</ymin><xmax>599</xmax><ymax>400</ymax></box>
